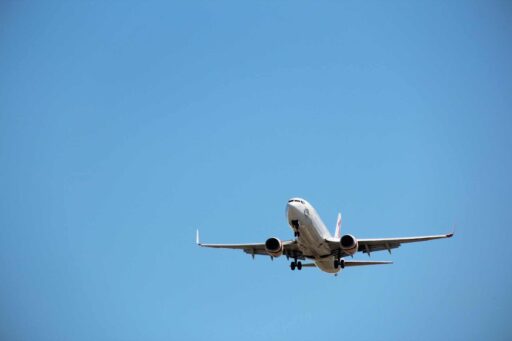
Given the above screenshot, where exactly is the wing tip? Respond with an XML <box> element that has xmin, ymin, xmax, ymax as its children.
<box><xmin>447</xmin><ymin>224</ymin><xmax>456</xmax><ymax>238</ymax></box>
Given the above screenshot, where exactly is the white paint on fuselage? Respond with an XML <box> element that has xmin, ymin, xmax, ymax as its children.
<box><xmin>286</xmin><ymin>198</ymin><xmax>341</xmax><ymax>273</ymax></box>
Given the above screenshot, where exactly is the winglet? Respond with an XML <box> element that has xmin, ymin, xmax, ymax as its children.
<box><xmin>447</xmin><ymin>225</ymin><xmax>456</xmax><ymax>238</ymax></box>
<box><xmin>196</xmin><ymin>229</ymin><xmax>200</xmax><ymax>245</ymax></box>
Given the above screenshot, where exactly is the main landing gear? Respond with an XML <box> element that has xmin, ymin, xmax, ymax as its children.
<box><xmin>334</xmin><ymin>259</ymin><xmax>345</xmax><ymax>269</ymax></box>
<box><xmin>290</xmin><ymin>260</ymin><xmax>302</xmax><ymax>271</ymax></box>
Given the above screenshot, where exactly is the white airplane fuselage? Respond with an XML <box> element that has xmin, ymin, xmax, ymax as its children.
<box><xmin>198</xmin><ymin>197</ymin><xmax>452</xmax><ymax>274</ymax></box>
<box><xmin>198</xmin><ymin>197</ymin><xmax>453</xmax><ymax>274</ymax></box>
<box><xmin>286</xmin><ymin>198</ymin><xmax>340</xmax><ymax>273</ymax></box>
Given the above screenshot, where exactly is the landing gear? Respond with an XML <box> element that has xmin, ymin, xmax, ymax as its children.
<box><xmin>290</xmin><ymin>260</ymin><xmax>302</xmax><ymax>271</ymax></box>
<box><xmin>334</xmin><ymin>259</ymin><xmax>345</xmax><ymax>269</ymax></box>
<box><xmin>291</xmin><ymin>220</ymin><xmax>300</xmax><ymax>237</ymax></box>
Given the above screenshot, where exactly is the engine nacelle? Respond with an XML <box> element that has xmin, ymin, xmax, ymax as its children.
<box><xmin>265</xmin><ymin>237</ymin><xmax>283</xmax><ymax>257</ymax></box>
<box><xmin>340</xmin><ymin>234</ymin><xmax>358</xmax><ymax>256</ymax></box>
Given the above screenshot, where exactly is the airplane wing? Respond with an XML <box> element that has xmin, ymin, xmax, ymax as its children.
<box><xmin>357</xmin><ymin>233</ymin><xmax>454</xmax><ymax>255</ymax></box>
<box><xmin>196</xmin><ymin>230</ymin><xmax>305</xmax><ymax>259</ymax></box>
<box><xmin>326</xmin><ymin>232</ymin><xmax>454</xmax><ymax>257</ymax></box>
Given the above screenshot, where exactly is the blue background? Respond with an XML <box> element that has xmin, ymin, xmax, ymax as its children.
<box><xmin>1</xmin><ymin>1</ymin><xmax>511</xmax><ymax>340</ymax></box>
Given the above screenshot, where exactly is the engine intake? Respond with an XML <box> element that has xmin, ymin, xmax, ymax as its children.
<box><xmin>340</xmin><ymin>234</ymin><xmax>358</xmax><ymax>256</ymax></box>
<box><xmin>265</xmin><ymin>237</ymin><xmax>283</xmax><ymax>257</ymax></box>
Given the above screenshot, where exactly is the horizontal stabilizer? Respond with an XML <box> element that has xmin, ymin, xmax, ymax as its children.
<box><xmin>297</xmin><ymin>261</ymin><xmax>392</xmax><ymax>268</ymax></box>
<box><xmin>344</xmin><ymin>260</ymin><xmax>393</xmax><ymax>267</ymax></box>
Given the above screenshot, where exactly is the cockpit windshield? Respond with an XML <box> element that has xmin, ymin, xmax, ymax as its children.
<box><xmin>288</xmin><ymin>199</ymin><xmax>305</xmax><ymax>204</ymax></box>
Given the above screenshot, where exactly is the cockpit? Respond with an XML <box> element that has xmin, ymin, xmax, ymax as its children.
<box><xmin>288</xmin><ymin>199</ymin><xmax>305</xmax><ymax>204</ymax></box>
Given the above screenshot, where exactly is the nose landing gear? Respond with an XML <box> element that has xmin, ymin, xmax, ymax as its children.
<box><xmin>291</xmin><ymin>220</ymin><xmax>300</xmax><ymax>237</ymax></box>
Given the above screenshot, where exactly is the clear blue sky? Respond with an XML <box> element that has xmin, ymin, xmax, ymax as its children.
<box><xmin>1</xmin><ymin>1</ymin><xmax>511</xmax><ymax>340</ymax></box>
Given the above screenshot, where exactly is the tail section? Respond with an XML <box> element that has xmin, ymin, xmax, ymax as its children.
<box><xmin>334</xmin><ymin>213</ymin><xmax>342</xmax><ymax>239</ymax></box>
<box><xmin>344</xmin><ymin>260</ymin><xmax>393</xmax><ymax>267</ymax></box>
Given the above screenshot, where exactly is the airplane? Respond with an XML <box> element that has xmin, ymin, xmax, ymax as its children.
<box><xmin>196</xmin><ymin>197</ymin><xmax>453</xmax><ymax>274</ymax></box>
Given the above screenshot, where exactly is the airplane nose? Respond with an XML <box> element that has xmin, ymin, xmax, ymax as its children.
<box><xmin>287</xmin><ymin>202</ymin><xmax>302</xmax><ymax>219</ymax></box>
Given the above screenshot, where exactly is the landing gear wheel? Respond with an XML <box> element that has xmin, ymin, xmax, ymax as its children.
<box><xmin>297</xmin><ymin>261</ymin><xmax>302</xmax><ymax>270</ymax></box>
<box><xmin>290</xmin><ymin>262</ymin><xmax>296</xmax><ymax>271</ymax></box>
<box><xmin>334</xmin><ymin>259</ymin><xmax>345</xmax><ymax>269</ymax></box>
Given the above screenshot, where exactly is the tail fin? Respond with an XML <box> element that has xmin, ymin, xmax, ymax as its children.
<box><xmin>334</xmin><ymin>212</ymin><xmax>342</xmax><ymax>239</ymax></box>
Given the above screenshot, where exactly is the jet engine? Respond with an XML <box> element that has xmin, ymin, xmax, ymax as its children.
<box><xmin>340</xmin><ymin>234</ymin><xmax>358</xmax><ymax>255</ymax></box>
<box><xmin>265</xmin><ymin>237</ymin><xmax>283</xmax><ymax>257</ymax></box>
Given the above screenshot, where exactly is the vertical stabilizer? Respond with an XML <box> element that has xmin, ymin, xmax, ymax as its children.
<box><xmin>334</xmin><ymin>213</ymin><xmax>342</xmax><ymax>239</ymax></box>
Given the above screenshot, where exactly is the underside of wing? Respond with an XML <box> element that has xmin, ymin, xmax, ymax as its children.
<box><xmin>325</xmin><ymin>232</ymin><xmax>453</xmax><ymax>256</ymax></box>
<box><xmin>357</xmin><ymin>232</ymin><xmax>453</xmax><ymax>255</ymax></box>
<box><xmin>196</xmin><ymin>230</ymin><xmax>305</xmax><ymax>259</ymax></box>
